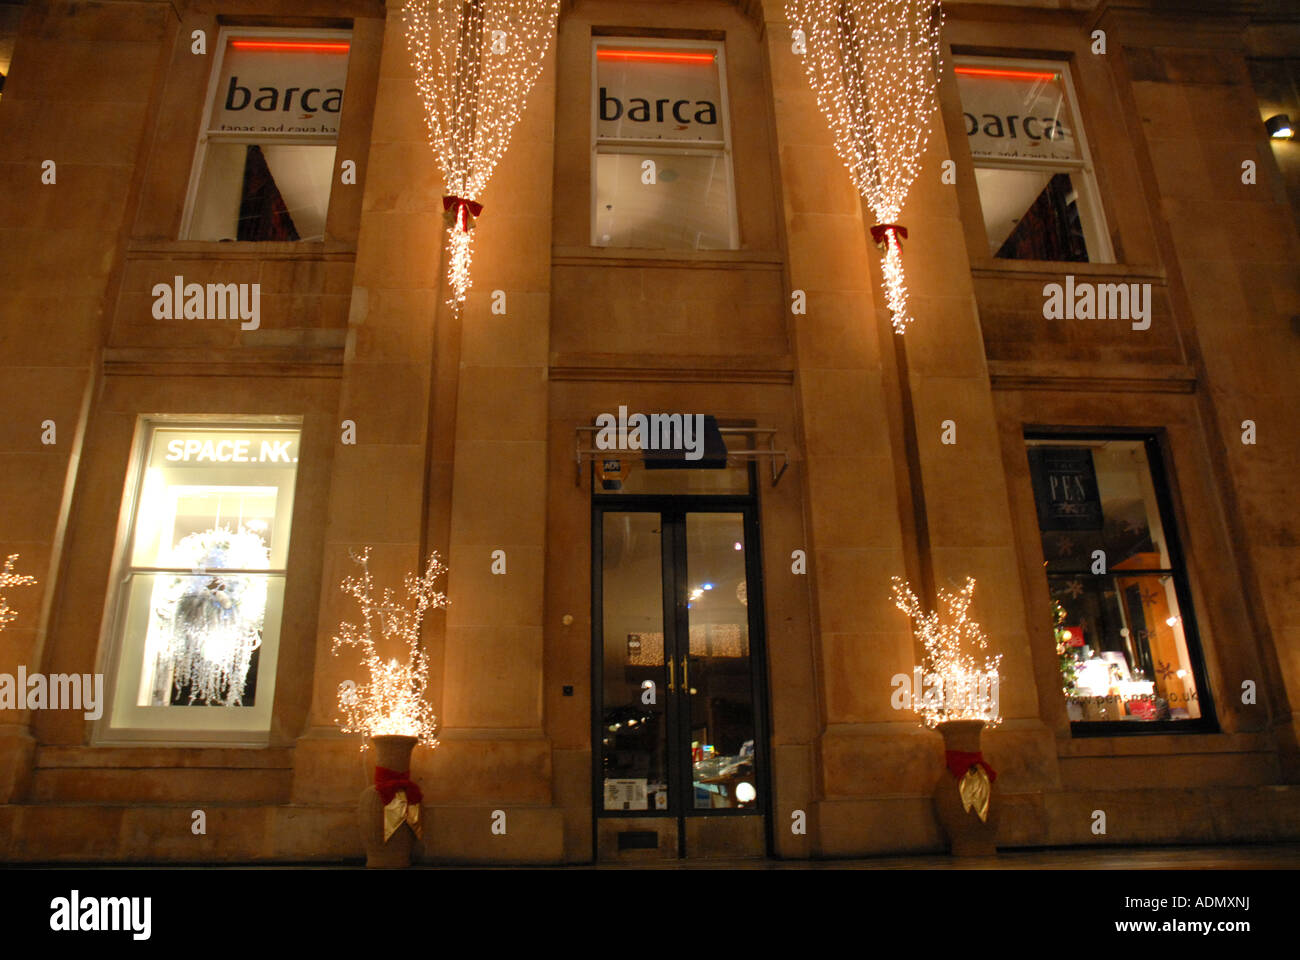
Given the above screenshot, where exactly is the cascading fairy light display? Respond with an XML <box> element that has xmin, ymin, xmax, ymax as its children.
<box><xmin>786</xmin><ymin>0</ymin><xmax>944</xmax><ymax>333</ymax></box>
<box><xmin>892</xmin><ymin>576</ymin><xmax>1002</xmax><ymax>728</ymax></box>
<box><xmin>0</xmin><ymin>555</ymin><xmax>36</xmax><ymax>634</ymax></box>
<box><xmin>332</xmin><ymin>548</ymin><xmax>448</xmax><ymax>749</ymax></box>
<box><xmin>404</xmin><ymin>0</ymin><xmax>560</xmax><ymax>304</ymax></box>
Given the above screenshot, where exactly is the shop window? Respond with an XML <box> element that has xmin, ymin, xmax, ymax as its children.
<box><xmin>101</xmin><ymin>422</ymin><xmax>300</xmax><ymax>742</ymax></box>
<box><xmin>183</xmin><ymin>29</ymin><xmax>351</xmax><ymax>242</ymax></box>
<box><xmin>1025</xmin><ymin>435</ymin><xmax>1215</xmax><ymax>732</ymax></box>
<box><xmin>954</xmin><ymin>58</ymin><xmax>1112</xmax><ymax>262</ymax></box>
<box><xmin>591</xmin><ymin>38</ymin><xmax>738</xmax><ymax>250</ymax></box>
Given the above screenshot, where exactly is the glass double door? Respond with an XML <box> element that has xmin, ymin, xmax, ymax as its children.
<box><xmin>595</xmin><ymin>505</ymin><xmax>767</xmax><ymax>857</ymax></box>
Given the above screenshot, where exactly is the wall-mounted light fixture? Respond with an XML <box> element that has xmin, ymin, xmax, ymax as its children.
<box><xmin>1265</xmin><ymin>114</ymin><xmax>1294</xmax><ymax>140</ymax></box>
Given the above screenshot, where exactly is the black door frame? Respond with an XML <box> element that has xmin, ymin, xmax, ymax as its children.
<box><xmin>590</xmin><ymin>480</ymin><xmax>773</xmax><ymax>858</ymax></box>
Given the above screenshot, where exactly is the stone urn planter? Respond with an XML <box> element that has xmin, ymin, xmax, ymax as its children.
<box><xmin>932</xmin><ymin>720</ymin><xmax>998</xmax><ymax>857</ymax></box>
<box><xmin>358</xmin><ymin>734</ymin><xmax>423</xmax><ymax>868</ymax></box>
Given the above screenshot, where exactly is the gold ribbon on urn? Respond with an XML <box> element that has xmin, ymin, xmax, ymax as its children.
<box><xmin>958</xmin><ymin>765</ymin><xmax>993</xmax><ymax>823</ymax></box>
<box><xmin>383</xmin><ymin>788</ymin><xmax>422</xmax><ymax>843</ymax></box>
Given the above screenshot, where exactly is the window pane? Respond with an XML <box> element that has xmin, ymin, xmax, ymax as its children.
<box><xmin>592</xmin><ymin>39</ymin><xmax>736</xmax><ymax>250</ymax></box>
<box><xmin>686</xmin><ymin>514</ymin><xmax>757</xmax><ymax>810</ymax></box>
<box><xmin>594</xmin><ymin>151</ymin><xmax>735</xmax><ymax>249</ymax></box>
<box><xmin>1027</xmin><ymin>438</ymin><xmax>1207</xmax><ymax>727</ymax></box>
<box><xmin>187</xmin><ymin>31</ymin><xmax>349</xmax><ymax>241</ymax></box>
<box><xmin>189</xmin><ymin>143</ymin><xmax>335</xmax><ymax>242</ymax></box>
<box><xmin>975</xmin><ymin>168</ymin><xmax>1090</xmax><ymax>261</ymax></box>
<box><xmin>1027</xmin><ymin>440</ymin><xmax>1173</xmax><ymax>574</ymax></box>
<box><xmin>601</xmin><ymin>513</ymin><xmax>670</xmax><ymax>811</ymax></box>
<box><xmin>955</xmin><ymin>65</ymin><xmax>1081</xmax><ymax>163</ymax></box>
<box><xmin>212</xmin><ymin>36</ymin><xmax>348</xmax><ymax>137</ymax></box>
<box><xmin>595</xmin><ymin>43</ymin><xmax>723</xmax><ymax>145</ymax></box>
<box><xmin>107</xmin><ymin>424</ymin><xmax>299</xmax><ymax>737</ymax></box>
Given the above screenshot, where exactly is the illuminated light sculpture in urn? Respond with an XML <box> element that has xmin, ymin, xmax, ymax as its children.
<box><xmin>892</xmin><ymin>576</ymin><xmax>1003</xmax><ymax>856</ymax></box>
<box><xmin>404</xmin><ymin>0</ymin><xmax>560</xmax><ymax>304</ymax></box>
<box><xmin>332</xmin><ymin>548</ymin><xmax>448</xmax><ymax>868</ymax></box>
<box><xmin>786</xmin><ymin>0</ymin><xmax>944</xmax><ymax>333</ymax></box>
<box><xmin>0</xmin><ymin>554</ymin><xmax>36</xmax><ymax>634</ymax></box>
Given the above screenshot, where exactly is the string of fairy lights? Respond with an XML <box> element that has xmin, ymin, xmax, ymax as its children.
<box><xmin>332</xmin><ymin>548</ymin><xmax>448</xmax><ymax>748</ymax></box>
<box><xmin>0</xmin><ymin>554</ymin><xmax>35</xmax><ymax>634</ymax></box>
<box><xmin>403</xmin><ymin>0</ymin><xmax>560</xmax><ymax>304</ymax></box>
<box><xmin>786</xmin><ymin>0</ymin><xmax>944</xmax><ymax>333</ymax></box>
<box><xmin>892</xmin><ymin>577</ymin><xmax>1002</xmax><ymax>728</ymax></box>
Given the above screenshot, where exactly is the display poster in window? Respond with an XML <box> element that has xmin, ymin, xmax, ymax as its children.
<box><xmin>595</xmin><ymin>45</ymin><xmax>723</xmax><ymax>143</ymax></box>
<box><xmin>1027</xmin><ymin>446</ymin><xmax>1103</xmax><ymax>530</ymax></box>
<box><xmin>604</xmin><ymin>778</ymin><xmax>649</xmax><ymax>811</ymax></box>
<box><xmin>212</xmin><ymin>36</ymin><xmax>351</xmax><ymax>136</ymax></box>
<box><xmin>954</xmin><ymin>68</ymin><xmax>1079</xmax><ymax>163</ymax></box>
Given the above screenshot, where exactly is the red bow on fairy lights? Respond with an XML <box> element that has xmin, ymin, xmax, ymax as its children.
<box><xmin>442</xmin><ymin>195</ymin><xmax>483</xmax><ymax>233</ymax></box>
<box><xmin>870</xmin><ymin>223</ymin><xmax>908</xmax><ymax>254</ymax></box>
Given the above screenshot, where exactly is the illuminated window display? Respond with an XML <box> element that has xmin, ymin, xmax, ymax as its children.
<box><xmin>184</xmin><ymin>29</ymin><xmax>351</xmax><ymax>242</ymax></box>
<box><xmin>591</xmin><ymin>39</ymin><xmax>738</xmax><ymax>250</ymax></box>
<box><xmin>954</xmin><ymin>58</ymin><xmax>1111</xmax><ymax>262</ymax></box>
<box><xmin>1026</xmin><ymin>435</ymin><xmax>1214</xmax><ymax>730</ymax></box>
<box><xmin>101</xmin><ymin>423</ymin><xmax>300</xmax><ymax>741</ymax></box>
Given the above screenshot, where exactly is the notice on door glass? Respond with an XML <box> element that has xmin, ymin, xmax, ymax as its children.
<box><xmin>604</xmin><ymin>778</ymin><xmax>648</xmax><ymax>811</ymax></box>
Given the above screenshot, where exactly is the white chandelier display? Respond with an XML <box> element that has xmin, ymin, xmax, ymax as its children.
<box><xmin>153</xmin><ymin>526</ymin><xmax>270</xmax><ymax>706</ymax></box>
<box><xmin>404</xmin><ymin>0</ymin><xmax>560</xmax><ymax>304</ymax></box>
<box><xmin>786</xmin><ymin>0</ymin><xmax>944</xmax><ymax>333</ymax></box>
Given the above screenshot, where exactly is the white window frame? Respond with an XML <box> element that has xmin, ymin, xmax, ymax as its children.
<box><xmin>179</xmin><ymin>26</ymin><xmax>352</xmax><ymax>241</ymax></box>
<box><xmin>589</xmin><ymin>36</ymin><xmax>740</xmax><ymax>250</ymax></box>
<box><xmin>93</xmin><ymin>416</ymin><xmax>302</xmax><ymax>747</ymax></box>
<box><xmin>954</xmin><ymin>55</ymin><xmax>1114</xmax><ymax>264</ymax></box>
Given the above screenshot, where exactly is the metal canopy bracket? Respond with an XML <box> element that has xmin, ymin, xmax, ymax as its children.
<box><xmin>575</xmin><ymin>424</ymin><xmax>790</xmax><ymax>487</ymax></box>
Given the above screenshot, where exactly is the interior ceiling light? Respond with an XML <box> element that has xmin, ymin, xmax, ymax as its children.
<box><xmin>597</xmin><ymin>49</ymin><xmax>715</xmax><ymax>64</ymax></box>
<box><xmin>229</xmin><ymin>40</ymin><xmax>351</xmax><ymax>52</ymax></box>
<box><xmin>954</xmin><ymin>66</ymin><xmax>1056</xmax><ymax>81</ymax></box>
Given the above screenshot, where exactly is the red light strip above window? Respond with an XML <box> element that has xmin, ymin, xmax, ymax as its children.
<box><xmin>597</xmin><ymin>50</ymin><xmax>715</xmax><ymax>64</ymax></box>
<box><xmin>954</xmin><ymin>66</ymin><xmax>1057</xmax><ymax>81</ymax></box>
<box><xmin>229</xmin><ymin>40</ymin><xmax>351</xmax><ymax>53</ymax></box>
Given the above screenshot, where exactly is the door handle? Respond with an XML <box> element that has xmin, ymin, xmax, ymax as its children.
<box><xmin>682</xmin><ymin>656</ymin><xmax>689</xmax><ymax>692</ymax></box>
<box><xmin>667</xmin><ymin>656</ymin><xmax>675</xmax><ymax>692</ymax></box>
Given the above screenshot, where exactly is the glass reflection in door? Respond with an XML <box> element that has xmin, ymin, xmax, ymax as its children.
<box><xmin>685</xmin><ymin>513</ymin><xmax>758</xmax><ymax>810</ymax></box>
<box><xmin>600</xmin><ymin>512</ymin><xmax>670</xmax><ymax>813</ymax></box>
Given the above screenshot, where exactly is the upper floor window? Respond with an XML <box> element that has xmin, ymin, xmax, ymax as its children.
<box><xmin>591</xmin><ymin>38</ymin><xmax>738</xmax><ymax>250</ymax></box>
<box><xmin>1025</xmin><ymin>434</ymin><xmax>1215</xmax><ymax>733</ymax></box>
<box><xmin>183</xmin><ymin>29</ymin><xmax>351</xmax><ymax>242</ymax></box>
<box><xmin>954</xmin><ymin>58</ymin><xmax>1112</xmax><ymax>263</ymax></box>
<box><xmin>100</xmin><ymin>420</ymin><xmax>300</xmax><ymax>743</ymax></box>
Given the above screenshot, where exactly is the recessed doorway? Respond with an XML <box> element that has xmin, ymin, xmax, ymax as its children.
<box><xmin>592</xmin><ymin>488</ymin><xmax>770</xmax><ymax>860</ymax></box>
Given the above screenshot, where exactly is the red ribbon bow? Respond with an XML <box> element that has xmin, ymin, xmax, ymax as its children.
<box><xmin>374</xmin><ymin>766</ymin><xmax>424</xmax><ymax>806</ymax></box>
<box><xmin>944</xmin><ymin>750</ymin><xmax>997</xmax><ymax>783</ymax></box>
<box><xmin>870</xmin><ymin>223</ymin><xmax>908</xmax><ymax>252</ymax></box>
<box><xmin>443</xmin><ymin>195</ymin><xmax>483</xmax><ymax>232</ymax></box>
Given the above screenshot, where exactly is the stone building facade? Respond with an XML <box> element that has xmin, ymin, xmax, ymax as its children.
<box><xmin>0</xmin><ymin>0</ymin><xmax>1297</xmax><ymax>863</ymax></box>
